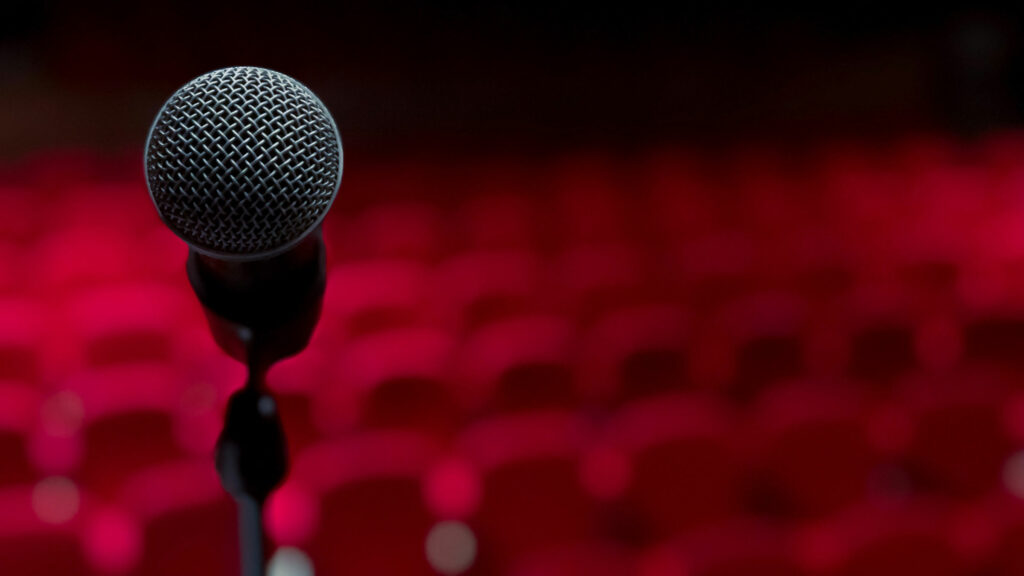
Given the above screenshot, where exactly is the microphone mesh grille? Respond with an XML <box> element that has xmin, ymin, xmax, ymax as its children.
<box><xmin>145</xmin><ymin>67</ymin><xmax>342</xmax><ymax>258</ymax></box>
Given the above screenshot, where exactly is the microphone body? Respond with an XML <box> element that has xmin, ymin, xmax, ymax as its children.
<box><xmin>144</xmin><ymin>66</ymin><xmax>343</xmax><ymax>374</ymax></box>
<box><xmin>187</xmin><ymin>229</ymin><xmax>326</xmax><ymax>373</ymax></box>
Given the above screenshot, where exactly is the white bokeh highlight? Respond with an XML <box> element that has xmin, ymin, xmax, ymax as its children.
<box><xmin>32</xmin><ymin>476</ymin><xmax>80</xmax><ymax>524</ymax></box>
<box><xmin>1003</xmin><ymin>450</ymin><xmax>1024</xmax><ymax>498</ymax></box>
<box><xmin>268</xmin><ymin>546</ymin><xmax>314</xmax><ymax>576</ymax></box>
<box><xmin>425</xmin><ymin>520</ymin><xmax>477</xmax><ymax>575</ymax></box>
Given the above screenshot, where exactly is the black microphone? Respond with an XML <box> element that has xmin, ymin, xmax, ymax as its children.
<box><xmin>144</xmin><ymin>66</ymin><xmax>343</xmax><ymax>375</ymax></box>
<box><xmin>144</xmin><ymin>67</ymin><xmax>343</xmax><ymax>576</ymax></box>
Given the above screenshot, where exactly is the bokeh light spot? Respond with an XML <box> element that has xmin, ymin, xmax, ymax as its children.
<box><xmin>32</xmin><ymin>476</ymin><xmax>80</xmax><ymax>524</ymax></box>
<box><xmin>425</xmin><ymin>520</ymin><xmax>477</xmax><ymax>575</ymax></box>
<box><xmin>268</xmin><ymin>547</ymin><xmax>315</xmax><ymax>576</ymax></box>
<box><xmin>41</xmin><ymin>391</ymin><xmax>84</xmax><ymax>437</ymax></box>
<box><xmin>1003</xmin><ymin>450</ymin><xmax>1024</xmax><ymax>498</ymax></box>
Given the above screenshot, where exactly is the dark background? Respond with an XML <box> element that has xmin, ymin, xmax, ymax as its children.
<box><xmin>2</xmin><ymin>3</ymin><xmax>1023</xmax><ymax>158</ymax></box>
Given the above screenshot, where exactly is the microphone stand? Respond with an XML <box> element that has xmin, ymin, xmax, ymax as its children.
<box><xmin>187</xmin><ymin>232</ymin><xmax>327</xmax><ymax>576</ymax></box>
<box><xmin>215</xmin><ymin>364</ymin><xmax>286</xmax><ymax>576</ymax></box>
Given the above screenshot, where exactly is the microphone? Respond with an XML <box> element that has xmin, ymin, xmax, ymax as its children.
<box><xmin>145</xmin><ymin>67</ymin><xmax>343</xmax><ymax>576</ymax></box>
<box><xmin>144</xmin><ymin>66</ymin><xmax>343</xmax><ymax>374</ymax></box>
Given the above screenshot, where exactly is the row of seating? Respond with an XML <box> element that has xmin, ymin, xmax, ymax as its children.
<box><xmin>3</xmin><ymin>202</ymin><xmax>1024</xmax><ymax>304</ymax></box>
<box><xmin>4</xmin><ymin>279</ymin><xmax>1024</xmax><ymax>394</ymax></box>
<box><xmin>2</xmin><ymin>369</ymin><xmax>1020</xmax><ymax>517</ymax></box>
<box><xmin>5</xmin><ymin>459</ymin><xmax>1024</xmax><ymax>575</ymax></box>
<box><xmin>6</xmin><ymin>141</ymin><xmax>1024</xmax><ymax>269</ymax></box>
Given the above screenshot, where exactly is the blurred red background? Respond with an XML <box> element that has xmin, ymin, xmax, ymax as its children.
<box><xmin>5</xmin><ymin>3</ymin><xmax>1024</xmax><ymax>576</ymax></box>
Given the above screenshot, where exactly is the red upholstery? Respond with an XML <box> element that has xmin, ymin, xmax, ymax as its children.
<box><xmin>509</xmin><ymin>542</ymin><xmax>637</xmax><ymax>576</ymax></box>
<box><xmin>747</xmin><ymin>381</ymin><xmax>881</xmax><ymax>518</ymax></box>
<box><xmin>291</xmin><ymin>431</ymin><xmax>444</xmax><ymax>576</ymax></box>
<box><xmin>459</xmin><ymin>410</ymin><xmax>598</xmax><ymax>561</ymax></box>
<box><xmin>456</xmin><ymin>314</ymin><xmax>575</xmax><ymax>412</ymax></box>
<box><xmin>665</xmin><ymin>519</ymin><xmax>807</xmax><ymax>576</ymax></box>
<box><xmin>120</xmin><ymin>460</ymin><xmax>236</xmax><ymax>576</ymax></box>
<box><xmin>324</xmin><ymin>326</ymin><xmax>460</xmax><ymax>436</ymax></box>
<box><xmin>604</xmin><ymin>393</ymin><xmax>741</xmax><ymax>539</ymax></box>
<box><xmin>802</xmin><ymin>500</ymin><xmax>969</xmax><ymax>576</ymax></box>
<box><xmin>895</xmin><ymin>368</ymin><xmax>1016</xmax><ymax>496</ymax></box>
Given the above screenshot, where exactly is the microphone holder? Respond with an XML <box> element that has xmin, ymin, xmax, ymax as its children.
<box><xmin>187</xmin><ymin>232</ymin><xmax>327</xmax><ymax>576</ymax></box>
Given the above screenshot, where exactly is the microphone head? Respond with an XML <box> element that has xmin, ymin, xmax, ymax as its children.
<box><xmin>145</xmin><ymin>66</ymin><xmax>343</xmax><ymax>260</ymax></box>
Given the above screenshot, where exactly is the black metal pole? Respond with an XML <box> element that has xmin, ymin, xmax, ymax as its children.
<box><xmin>216</xmin><ymin>369</ymin><xmax>289</xmax><ymax>576</ymax></box>
<box><xmin>237</xmin><ymin>496</ymin><xmax>266</xmax><ymax>576</ymax></box>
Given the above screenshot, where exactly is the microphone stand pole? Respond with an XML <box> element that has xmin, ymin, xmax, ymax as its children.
<box><xmin>215</xmin><ymin>363</ymin><xmax>286</xmax><ymax>576</ymax></box>
<box><xmin>187</xmin><ymin>232</ymin><xmax>327</xmax><ymax>576</ymax></box>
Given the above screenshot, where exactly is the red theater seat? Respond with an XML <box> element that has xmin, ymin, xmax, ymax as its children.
<box><xmin>578</xmin><ymin>304</ymin><xmax>688</xmax><ymax>403</ymax></box>
<box><xmin>321</xmin><ymin>259</ymin><xmax>429</xmax><ymax>340</ymax></box>
<box><xmin>292</xmin><ymin>431</ymin><xmax>443</xmax><ymax>576</ymax></box>
<box><xmin>845</xmin><ymin>283</ymin><xmax>920</xmax><ymax>385</ymax></box>
<box><xmin>801</xmin><ymin>500</ymin><xmax>968</xmax><ymax>576</ymax></box>
<box><xmin>344</xmin><ymin>200</ymin><xmax>446</xmax><ymax>262</ymax></box>
<box><xmin>265</xmin><ymin>350</ymin><xmax>330</xmax><ymax>453</ymax></box>
<box><xmin>603</xmin><ymin>393</ymin><xmax>740</xmax><ymax>540</ymax></box>
<box><xmin>121</xmin><ymin>460</ymin><xmax>237</xmax><ymax>576</ymax></box>
<box><xmin>509</xmin><ymin>542</ymin><xmax>637</xmax><ymax>576</ymax></box>
<box><xmin>35</xmin><ymin>225</ymin><xmax>140</xmax><ymax>293</ymax></box>
<box><xmin>728</xmin><ymin>150</ymin><xmax>818</xmax><ymax>285</ymax></box>
<box><xmin>0</xmin><ymin>382</ymin><xmax>39</xmax><ymax>486</ymax></box>
<box><xmin>816</xmin><ymin>151</ymin><xmax>907</xmax><ymax>276</ymax></box>
<box><xmin>455</xmin><ymin>314</ymin><xmax>575</xmax><ymax>412</ymax></box>
<box><xmin>965</xmin><ymin>492</ymin><xmax>1024</xmax><ymax>576</ymax></box>
<box><xmin>430</xmin><ymin>250</ymin><xmax>544</xmax><ymax>330</ymax></box>
<box><xmin>458</xmin><ymin>190</ymin><xmax>539</xmax><ymax>252</ymax></box>
<box><xmin>748</xmin><ymin>381</ymin><xmax>881</xmax><ymax>518</ymax></box>
<box><xmin>0</xmin><ymin>186</ymin><xmax>41</xmax><ymax>244</ymax></box>
<box><xmin>65</xmin><ymin>365</ymin><xmax>191</xmax><ymax>497</ymax></box>
<box><xmin>322</xmin><ymin>327</ymin><xmax>460</xmax><ymax>436</ymax></box>
<box><xmin>895</xmin><ymin>164</ymin><xmax>981</xmax><ymax>296</ymax></box>
<box><xmin>659</xmin><ymin>519</ymin><xmax>807</xmax><ymax>576</ymax></box>
<box><xmin>51</xmin><ymin>183</ymin><xmax>156</xmax><ymax>230</ymax></box>
<box><xmin>720</xmin><ymin>292</ymin><xmax>807</xmax><ymax>403</ymax></box>
<box><xmin>554</xmin><ymin>244</ymin><xmax>654</xmax><ymax>321</ymax></box>
<box><xmin>960</xmin><ymin>296</ymin><xmax>1024</xmax><ymax>372</ymax></box>
<box><xmin>0</xmin><ymin>241</ymin><xmax>30</xmax><ymax>297</ymax></box>
<box><xmin>64</xmin><ymin>283</ymin><xmax>192</xmax><ymax>368</ymax></box>
<box><xmin>670</xmin><ymin>232</ymin><xmax>757</xmax><ymax>312</ymax></box>
<box><xmin>0</xmin><ymin>297</ymin><xmax>48</xmax><ymax>383</ymax></box>
<box><xmin>459</xmin><ymin>410</ymin><xmax>598</xmax><ymax>561</ymax></box>
<box><xmin>780</xmin><ymin>223</ymin><xmax>857</xmax><ymax>305</ymax></box>
<box><xmin>895</xmin><ymin>368</ymin><xmax>1015</xmax><ymax>497</ymax></box>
